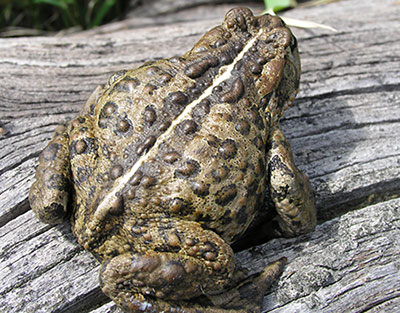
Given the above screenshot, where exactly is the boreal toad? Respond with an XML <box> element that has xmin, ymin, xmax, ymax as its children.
<box><xmin>30</xmin><ymin>7</ymin><xmax>316</xmax><ymax>313</ymax></box>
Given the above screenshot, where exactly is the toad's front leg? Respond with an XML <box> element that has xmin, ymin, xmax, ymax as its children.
<box><xmin>267</xmin><ymin>126</ymin><xmax>317</xmax><ymax>237</ymax></box>
<box><xmin>29</xmin><ymin>84</ymin><xmax>104</xmax><ymax>224</ymax></box>
<box><xmin>29</xmin><ymin>125</ymin><xmax>72</xmax><ymax>224</ymax></box>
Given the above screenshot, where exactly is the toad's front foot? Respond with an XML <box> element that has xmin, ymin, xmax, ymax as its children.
<box><xmin>267</xmin><ymin>126</ymin><xmax>316</xmax><ymax>237</ymax></box>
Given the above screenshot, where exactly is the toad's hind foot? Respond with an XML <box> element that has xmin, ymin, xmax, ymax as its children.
<box><xmin>207</xmin><ymin>257</ymin><xmax>287</xmax><ymax>312</ymax></box>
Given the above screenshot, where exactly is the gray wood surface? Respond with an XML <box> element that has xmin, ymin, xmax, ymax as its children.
<box><xmin>1</xmin><ymin>0</ymin><xmax>399</xmax><ymax>312</ymax></box>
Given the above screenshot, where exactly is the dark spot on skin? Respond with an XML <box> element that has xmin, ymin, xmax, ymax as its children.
<box><xmin>71</xmin><ymin>117</ymin><xmax>85</xmax><ymax>128</ymax></box>
<box><xmin>196</xmin><ymin>213</ymin><xmax>212</xmax><ymax>222</ymax></box>
<box><xmin>170</xmin><ymin>91</ymin><xmax>187</xmax><ymax>105</ymax></box>
<box><xmin>75</xmin><ymin>140</ymin><xmax>87</xmax><ymax>154</ymax></box>
<box><xmin>249</xmin><ymin>107</ymin><xmax>265</xmax><ymax>130</ymax></box>
<box><xmin>144</xmin><ymin>136</ymin><xmax>156</xmax><ymax>149</ymax></box>
<box><xmin>70</xmin><ymin>138</ymin><xmax>98</xmax><ymax>156</ymax></box>
<box><xmin>236</xmin><ymin>12</ymin><xmax>247</xmax><ymax>31</ymax></box>
<box><xmin>253</xmin><ymin>136</ymin><xmax>265</xmax><ymax>150</ymax></box>
<box><xmin>136</xmin><ymin>136</ymin><xmax>156</xmax><ymax>155</ymax></box>
<box><xmin>146</xmin><ymin>66</ymin><xmax>161</xmax><ymax>76</ymax></box>
<box><xmin>246</xmin><ymin>176</ymin><xmax>258</xmax><ymax>194</ymax></box>
<box><xmin>141</xmin><ymin>176</ymin><xmax>156</xmax><ymax>188</ymax></box>
<box><xmin>204</xmin><ymin>252</ymin><xmax>217</xmax><ymax>260</ymax></box>
<box><xmin>207</xmin><ymin>56</ymin><xmax>219</xmax><ymax>67</ymax></box>
<box><xmin>129</xmin><ymin>171</ymin><xmax>143</xmax><ymax>185</ymax></box>
<box><xmin>269</xmin><ymin>155</ymin><xmax>294</xmax><ymax>177</ymax></box>
<box><xmin>213</xmin><ymin>86</ymin><xmax>222</xmax><ymax>93</ymax></box>
<box><xmin>159</xmin><ymin>73</ymin><xmax>172</xmax><ymax>84</ymax></box>
<box><xmin>206</xmin><ymin>135</ymin><xmax>220</xmax><ymax>148</ymax></box>
<box><xmin>114</xmin><ymin>77</ymin><xmax>140</xmax><ymax>93</ymax></box>
<box><xmin>256</xmin><ymin>56</ymin><xmax>268</xmax><ymax>65</ymax></box>
<box><xmin>159</xmin><ymin>121</ymin><xmax>171</xmax><ymax>132</ymax></box>
<box><xmin>38</xmin><ymin>202</ymin><xmax>67</xmax><ymax>223</ymax></box>
<box><xmin>175</xmin><ymin>159</ymin><xmax>200</xmax><ymax>178</ymax></box>
<box><xmin>117</xmin><ymin>119</ymin><xmax>131</xmax><ymax>132</ymax></box>
<box><xmin>143</xmin><ymin>106</ymin><xmax>157</xmax><ymax>125</ymax></box>
<box><xmin>161</xmin><ymin>261</ymin><xmax>185</xmax><ymax>284</ymax></box>
<box><xmin>102</xmin><ymin>102</ymin><xmax>117</xmax><ymax>116</ymax></box>
<box><xmin>215</xmin><ymin>184</ymin><xmax>237</xmax><ymax>206</ymax></box>
<box><xmin>218</xmin><ymin>139</ymin><xmax>237</xmax><ymax>159</ymax></box>
<box><xmin>144</xmin><ymin>84</ymin><xmax>157</xmax><ymax>95</ymax></box>
<box><xmin>179</xmin><ymin>119</ymin><xmax>198</xmax><ymax>135</ymax></box>
<box><xmin>162</xmin><ymin>152</ymin><xmax>180</xmax><ymax>164</ymax></box>
<box><xmin>234</xmin><ymin>60</ymin><xmax>243</xmax><ymax>71</ymax></box>
<box><xmin>189</xmin><ymin>86</ymin><xmax>201</xmax><ymax>96</ymax></box>
<box><xmin>249</xmin><ymin>46</ymin><xmax>257</xmax><ymax>53</ymax></box>
<box><xmin>220</xmin><ymin>52</ymin><xmax>233</xmax><ymax>65</ymax></box>
<box><xmin>215</xmin><ymin>39</ymin><xmax>226</xmax><ymax>47</ymax></box>
<box><xmin>226</xmin><ymin>19</ymin><xmax>235</xmax><ymax>29</ymax></box>
<box><xmin>107</xmin><ymin>70</ymin><xmax>127</xmax><ymax>87</ymax></box>
<box><xmin>220</xmin><ymin>78</ymin><xmax>244</xmax><ymax>103</ymax></box>
<box><xmin>111</xmin><ymin>164</ymin><xmax>123</xmax><ymax>179</ymax></box>
<box><xmin>184</xmin><ymin>56</ymin><xmax>219</xmax><ymax>79</ymax></box>
<box><xmin>250</xmin><ymin>62</ymin><xmax>262</xmax><ymax>74</ymax></box>
<box><xmin>235</xmin><ymin>120</ymin><xmax>250</xmax><ymax>136</ymax></box>
<box><xmin>127</xmin><ymin>189</ymin><xmax>136</xmax><ymax>199</ymax></box>
<box><xmin>191</xmin><ymin>181</ymin><xmax>210</xmax><ymax>197</ymax></box>
<box><xmin>98</xmin><ymin>117</ymin><xmax>108</xmax><ymax>129</ymax></box>
<box><xmin>76</xmin><ymin>166</ymin><xmax>92</xmax><ymax>183</ymax></box>
<box><xmin>192</xmin><ymin>99</ymin><xmax>210</xmax><ymax>120</ymax></box>
<box><xmin>169</xmin><ymin>198</ymin><xmax>193</xmax><ymax>215</ymax></box>
<box><xmin>109</xmin><ymin>196</ymin><xmax>124</xmax><ymax>215</ymax></box>
<box><xmin>90</xmin><ymin>103</ymin><xmax>96</xmax><ymax>115</ymax></box>
<box><xmin>212</xmin><ymin>166</ymin><xmax>230</xmax><ymax>182</ymax></box>
<box><xmin>44</xmin><ymin>172</ymin><xmax>69</xmax><ymax>191</ymax></box>
<box><xmin>184</xmin><ymin>61</ymin><xmax>208</xmax><ymax>79</ymax></box>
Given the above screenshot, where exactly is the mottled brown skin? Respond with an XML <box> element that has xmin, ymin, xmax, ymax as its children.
<box><xmin>29</xmin><ymin>8</ymin><xmax>316</xmax><ymax>313</ymax></box>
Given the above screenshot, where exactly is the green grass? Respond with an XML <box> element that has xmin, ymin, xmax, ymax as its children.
<box><xmin>0</xmin><ymin>0</ymin><xmax>129</xmax><ymax>36</ymax></box>
<box><xmin>264</xmin><ymin>0</ymin><xmax>298</xmax><ymax>12</ymax></box>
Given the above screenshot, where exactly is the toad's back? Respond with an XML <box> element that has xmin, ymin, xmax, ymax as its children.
<box><xmin>65</xmin><ymin>9</ymin><xmax>300</xmax><ymax>250</ymax></box>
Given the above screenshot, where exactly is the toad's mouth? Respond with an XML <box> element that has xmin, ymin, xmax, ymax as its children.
<box><xmin>87</xmin><ymin>28</ymin><xmax>264</xmax><ymax>233</ymax></box>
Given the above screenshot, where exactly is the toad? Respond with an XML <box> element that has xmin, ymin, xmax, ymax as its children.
<box><xmin>30</xmin><ymin>7</ymin><xmax>316</xmax><ymax>313</ymax></box>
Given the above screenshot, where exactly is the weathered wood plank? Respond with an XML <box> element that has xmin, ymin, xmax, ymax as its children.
<box><xmin>1</xmin><ymin>0</ymin><xmax>399</xmax><ymax>312</ymax></box>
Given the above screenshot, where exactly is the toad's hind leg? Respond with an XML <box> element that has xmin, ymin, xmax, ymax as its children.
<box><xmin>267</xmin><ymin>126</ymin><xmax>316</xmax><ymax>237</ymax></box>
<box><xmin>99</xmin><ymin>220</ymin><xmax>283</xmax><ymax>313</ymax></box>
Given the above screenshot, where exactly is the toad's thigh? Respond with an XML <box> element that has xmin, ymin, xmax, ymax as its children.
<box><xmin>112</xmin><ymin>218</ymin><xmax>236</xmax><ymax>297</ymax></box>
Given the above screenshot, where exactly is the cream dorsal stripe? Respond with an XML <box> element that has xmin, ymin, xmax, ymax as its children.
<box><xmin>88</xmin><ymin>29</ymin><xmax>263</xmax><ymax>231</ymax></box>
